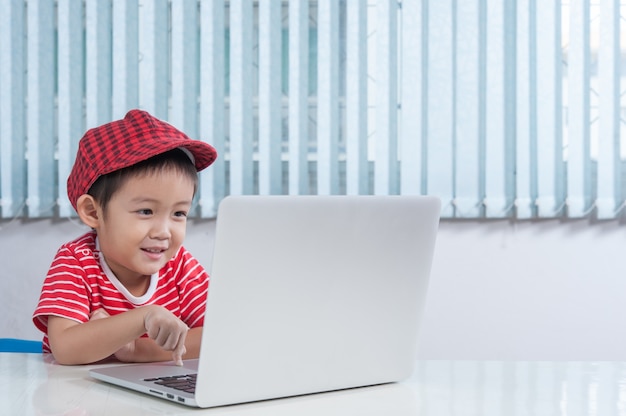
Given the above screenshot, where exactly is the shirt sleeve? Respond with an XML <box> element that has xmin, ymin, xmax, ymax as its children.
<box><xmin>32</xmin><ymin>246</ymin><xmax>92</xmax><ymax>333</ymax></box>
<box><xmin>176</xmin><ymin>249</ymin><xmax>209</xmax><ymax>328</ymax></box>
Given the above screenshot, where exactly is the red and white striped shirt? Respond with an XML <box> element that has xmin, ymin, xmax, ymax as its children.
<box><xmin>32</xmin><ymin>231</ymin><xmax>209</xmax><ymax>353</ymax></box>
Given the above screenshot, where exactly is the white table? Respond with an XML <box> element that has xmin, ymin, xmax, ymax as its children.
<box><xmin>1</xmin><ymin>353</ymin><xmax>625</xmax><ymax>415</ymax></box>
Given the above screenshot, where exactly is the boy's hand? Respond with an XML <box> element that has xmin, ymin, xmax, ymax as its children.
<box><xmin>89</xmin><ymin>308</ymin><xmax>110</xmax><ymax>321</ymax></box>
<box><xmin>143</xmin><ymin>305</ymin><xmax>189</xmax><ymax>366</ymax></box>
<box><xmin>88</xmin><ymin>306</ymin><xmax>188</xmax><ymax>365</ymax></box>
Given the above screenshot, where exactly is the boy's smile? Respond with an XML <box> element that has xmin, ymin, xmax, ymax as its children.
<box><xmin>93</xmin><ymin>169</ymin><xmax>195</xmax><ymax>295</ymax></box>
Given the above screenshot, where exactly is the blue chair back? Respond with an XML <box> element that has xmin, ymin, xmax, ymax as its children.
<box><xmin>0</xmin><ymin>338</ymin><xmax>43</xmax><ymax>353</ymax></box>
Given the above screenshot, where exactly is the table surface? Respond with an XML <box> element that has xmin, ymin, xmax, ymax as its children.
<box><xmin>2</xmin><ymin>353</ymin><xmax>625</xmax><ymax>415</ymax></box>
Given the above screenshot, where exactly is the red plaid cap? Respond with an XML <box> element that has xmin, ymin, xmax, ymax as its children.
<box><xmin>67</xmin><ymin>109</ymin><xmax>217</xmax><ymax>211</ymax></box>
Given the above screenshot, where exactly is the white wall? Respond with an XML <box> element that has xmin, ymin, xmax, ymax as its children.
<box><xmin>420</xmin><ymin>219</ymin><xmax>626</xmax><ymax>361</ymax></box>
<box><xmin>2</xmin><ymin>218</ymin><xmax>625</xmax><ymax>360</ymax></box>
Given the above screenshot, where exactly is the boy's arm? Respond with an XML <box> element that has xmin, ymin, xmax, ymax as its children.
<box><xmin>47</xmin><ymin>305</ymin><xmax>188</xmax><ymax>365</ymax></box>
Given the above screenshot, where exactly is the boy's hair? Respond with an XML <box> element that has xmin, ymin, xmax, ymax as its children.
<box><xmin>87</xmin><ymin>148</ymin><xmax>199</xmax><ymax>214</ymax></box>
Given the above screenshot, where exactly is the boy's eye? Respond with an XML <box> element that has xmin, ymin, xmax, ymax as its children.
<box><xmin>137</xmin><ymin>209</ymin><xmax>153</xmax><ymax>216</ymax></box>
<box><xmin>174</xmin><ymin>211</ymin><xmax>188</xmax><ymax>218</ymax></box>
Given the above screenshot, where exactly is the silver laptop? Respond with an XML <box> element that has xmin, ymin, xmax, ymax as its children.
<box><xmin>89</xmin><ymin>195</ymin><xmax>441</xmax><ymax>408</ymax></box>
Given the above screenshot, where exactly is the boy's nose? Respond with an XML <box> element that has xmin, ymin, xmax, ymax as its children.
<box><xmin>150</xmin><ymin>220</ymin><xmax>172</xmax><ymax>240</ymax></box>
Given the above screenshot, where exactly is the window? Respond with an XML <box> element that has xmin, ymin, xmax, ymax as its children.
<box><xmin>1</xmin><ymin>1</ymin><xmax>623</xmax><ymax>220</ymax></box>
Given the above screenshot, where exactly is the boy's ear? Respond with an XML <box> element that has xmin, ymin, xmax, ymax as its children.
<box><xmin>76</xmin><ymin>194</ymin><xmax>101</xmax><ymax>228</ymax></box>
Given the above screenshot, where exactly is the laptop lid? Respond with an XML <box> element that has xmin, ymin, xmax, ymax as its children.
<box><xmin>194</xmin><ymin>195</ymin><xmax>440</xmax><ymax>407</ymax></box>
<box><xmin>90</xmin><ymin>195</ymin><xmax>440</xmax><ymax>408</ymax></box>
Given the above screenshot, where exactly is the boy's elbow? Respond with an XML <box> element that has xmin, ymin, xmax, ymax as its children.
<box><xmin>48</xmin><ymin>338</ymin><xmax>91</xmax><ymax>365</ymax></box>
<box><xmin>52</xmin><ymin>355</ymin><xmax>79</xmax><ymax>366</ymax></box>
<box><xmin>49</xmin><ymin>344</ymin><xmax>81</xmax><ymax>365</ymax></box>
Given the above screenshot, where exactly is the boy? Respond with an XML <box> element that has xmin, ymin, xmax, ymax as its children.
<box><xmin>33</xmin><ymin>109</ymin><xmax>217</xmax><ymax>366</ymax></box>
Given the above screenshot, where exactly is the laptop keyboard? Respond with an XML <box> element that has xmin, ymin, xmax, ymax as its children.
<box><xmin>144</xmin><ymin>373</ymin><xmax>197</xmax><ymax>394</ymax></box>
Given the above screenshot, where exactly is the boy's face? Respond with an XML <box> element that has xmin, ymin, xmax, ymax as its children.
<box><xmin>93</xmin><ymin>169</ymin><xmax>195</xmax><ymax>287</ymax></box>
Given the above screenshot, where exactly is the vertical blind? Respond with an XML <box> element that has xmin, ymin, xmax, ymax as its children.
<box><xmin>0</xmin><ymin>0</ymin><xmax>624</xmax><ymax>220</ymax></box>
